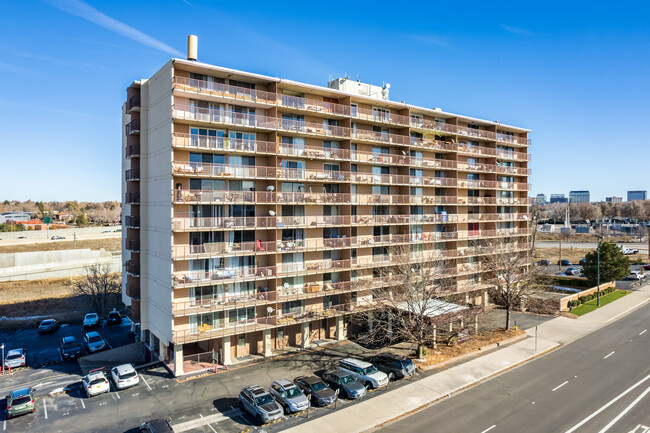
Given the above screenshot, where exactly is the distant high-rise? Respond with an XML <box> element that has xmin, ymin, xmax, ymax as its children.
<box><xmin>535</xmin><ymin>194</ymin><xmax>546</xmax><ymax>205</ymax></box>
<box><xmin>569</xmin><ymin>190</ymin><xmax>590</xmax><ymax>204</ymax></box>
<box><xmin>627</xmin><ymin>190</ymin><xmax>647</xmax><ymax>201</ymax></box>
<box><xmin>550</xmin><ymin>194</ymin><xmax>567</xmax><ymax>204</ymax></box>
<box><xmin>606</xmin><ymin>196</ymin><xmax>622</xmax><ymax>203</ymax></box>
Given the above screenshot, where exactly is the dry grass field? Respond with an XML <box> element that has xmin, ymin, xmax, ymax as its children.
<box><xmin>0</xmin><ymin>238</ymin><xmax>121</xmax><ymax>254</ymax></box>
<box><xmin>533</xmin><ymin>246</ymin><xmax>646</xmax><ymax>264</ymax></box>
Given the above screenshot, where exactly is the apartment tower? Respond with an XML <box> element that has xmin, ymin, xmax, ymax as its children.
<box><xmin>122</xmin><ymin>37</ymin><xmax>531</xmax><ymax>375</ymax></box>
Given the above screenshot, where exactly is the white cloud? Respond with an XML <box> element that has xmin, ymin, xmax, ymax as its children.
<box><xmin>500</xmin><ymin>24</ymin><xmax>534</xmax><ymax>36</ymax></box>
<box><xmin>46</xmin><ymin>0</ymin><xmax>183</xmax><ymax>56</ymax></box>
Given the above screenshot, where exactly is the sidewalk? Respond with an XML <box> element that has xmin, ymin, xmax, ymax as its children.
<box><xmin>283</xmin><ymin>283</ymin><xmax>650</xmax><ymax>433</ymax></box>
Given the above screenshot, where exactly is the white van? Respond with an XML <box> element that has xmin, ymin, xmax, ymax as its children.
<box><xmin>338</xmin><ymin>358</ymin><xmax>389</xmax><ymax>389</ymax></box>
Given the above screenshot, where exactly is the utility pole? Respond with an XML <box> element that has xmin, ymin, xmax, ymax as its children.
<box><xmin>74</xmin><ymin>232</ymin><xmax>77</xmax><ymax>249</ymax></box>
<box><xmin>597</xmin><ymin>236</ymin><xmax>603</xmax><ymax>307</ymax></box>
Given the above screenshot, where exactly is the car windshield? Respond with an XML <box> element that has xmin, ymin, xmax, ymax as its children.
<box><xmin>12</xmin><ymin>396</ymin><xmax>31</xmax><ymax>405</ymax></box>
<box><xmin>311</xmin><ymin>381</ymin><xmax>328</xmax><ymax>392</ymax></box>
<box><xmin>86</xmin><ymin>314</ymin><xmax>97</xmax><ymax>319</ymax></box>
<box><xmin>120</xmin><ymin>371</ymin><xmax>137</xmax><ymax>379</ymax></box>
<box><xmin>89</xmin><ymin>335</ymin><xmax>102</xmax><ymax>343</ymax></box>
<box><xmin>340</xmin><ymin>375</ymin><xmax>356</xmax><ymax>385</ymax></box>
<box><xmin>286</xmin><ymin>387</ymin><xmax>302</xmax><ymax>398</ymax></box>
<box><xmin>90</xmin><ymin>378</ymin><xmax>105</xmax><ymax>386</ymax></box>
<box><xmin>41</xmin><ymin>320</ymin><xmax>54</xmax><ymax>326</ymax></box>
<box><xmin>63</xmin><ymin>341</ymin><xmax>79</xmax><ymax>349</ymax></box>
<box><xmin>255</xmin><ymin>394</ymin><xmax>274</xmax><ymax>406</ymax></box>
<box><xmin>7</xmin><ymin>353</ymin><xmax>22</xmax><ymax>360</ymax></box>
<box><xmin>362</xmin><ymin>365</ymin><xmax>378</xmax><ymax>375</ymax></box>
<box><xmin>400</xmin><ymin>360</ymin><xmax>413</xmax><ymax>368</ymax></box>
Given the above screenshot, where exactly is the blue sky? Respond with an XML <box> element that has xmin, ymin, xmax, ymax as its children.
<box><xmin>1</xmin><ymin>0</ymin><xmax>648</xmax><ymax>202</ymax></box>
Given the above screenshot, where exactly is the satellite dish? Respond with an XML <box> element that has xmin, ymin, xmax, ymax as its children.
<box><xmin>385</xmin><ymin>83</ymin><xmax>391</xmax><ymax>89</ymax></box>
<box><xmin>267</xmin><ymin>307</ymin><xmax>274</xmax><ymax>313</ymax></box>
<box><xmin>284</xmin><ymin>283</ymin><xmax>290</xmax><ymax>289</ymax></box>
<box><xmin>269</xmin><ymin>210</ymin><xmax>276</xmax><ymax>216</ymax></box>
<box><xmin>266</xmin><ymin>185</ymin><xmax>275</xmax><ymax>192</ymax></box>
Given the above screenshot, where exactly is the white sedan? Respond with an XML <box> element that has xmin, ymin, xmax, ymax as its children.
<box><xmin>111</xmin><ymin>364</ymin><xmax>140</xmax><ymax>390</ymax></box>
<box><xmin>82</xmin><ymin>371</ymin><xmax>110</xmax><ymax>397</ymax></box>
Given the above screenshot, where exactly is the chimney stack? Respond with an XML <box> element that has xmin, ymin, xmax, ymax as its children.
<box><xmin>187</xmin><ymin>35</ymin><xmax>198</xmax><ymax>61</ymax></box>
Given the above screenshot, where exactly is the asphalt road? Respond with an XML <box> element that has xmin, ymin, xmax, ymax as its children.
<box><xmin>536</xmin><ymin>241</ymin><xmax>648</xmax><ymax>252</ymax></box>
<box><xmin>379</xmin><ymin>300</ymin><xmax>650</xmax><ymax>433</ymax></box>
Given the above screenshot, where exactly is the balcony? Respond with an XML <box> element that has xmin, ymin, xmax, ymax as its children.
<box><xmin>125</xmin><ymin>260</ymin><xmax>140</xmax><ymax>277</ymax></box>
<box><xmin>173</xmin><ymin>265</ymin><xmax>276</xmax><ymax>288</ymax></box>
<box><xmin>125</xmin><ymin>168</ymin><xmax>140</xmax><ymax>181</ymax></box>
<box><xmin>126</xmin><ymin>119</ymin><xmax>140</xmax><ymax>135</ymax></box>
<box><xmin>126</xmin><ymin>279</ymin><xmax>140</xmax><ymax>300</ymax></box>
<box><xmin>125</xmin><ymin>192</ymin><xmax>140</xmax><ymax>204</ymax></box>
<box><xmin>353</xmin><ymin>107</ymin><xmax>410</xmax><ymax>127</ymax></box>
<box><xmin>126</xmin><ymin>95</ymin><xmax>141</xmax><ymax>113</ymax></box>
<box><xmin>124</xmin><ymin>216</ymin><xmax>140</xmax><ymax>228</ymax></box>
<box><xmin>457</xmin><ymin>161</ymin><xmax>530</xmax><ymax>176</ymax></box>
<box><xmin>126</xmin><ymin>143</ymin><xmax>140</xmax><ymax>158</ymax></box>
<box><xmin>172</xmin><ymin>133</ymin><xmax>275</xmax><ymax>153</ymax></box>
<box><xmin>280</xmin><ymin>94</ymin><xmax>350</xmax><ymax>116</ymax></box>
<box><xmin>456</xmin><ymin>180</ymin><xmax>530</xmax><ymax>191</ymax></box>
<box><xmin>173</xmin><ymin>76</ymin><xmax>277</xmax><ymax>105</ymax></box>
<box><xmin>127</xmin><ymin>239</ymin><xmax>140</xmax><ymax>252</ymax></box>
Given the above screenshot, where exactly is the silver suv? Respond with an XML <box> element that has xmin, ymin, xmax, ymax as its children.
<box><xmin>239</xmin><ymin>385</ymin><xmax>283</xmax><ymax>425</ymax></box>
<box><xmin>269</xmin><ymin>379</ymin><xmax>309</xmax><ymax>414</ymax></box>
<box><xmin>339</xmin><ymin>357</ymin><xmax>389</xmax><ymax>389</ymax></box>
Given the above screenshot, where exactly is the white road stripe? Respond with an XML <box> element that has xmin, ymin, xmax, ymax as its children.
<box><xmin>640</xmin><ymin>329</ymin><xmax>647</xmax><ymax>335</ymax></box>
<box><xmin>605</xmin><ymin>299</ymin><xmax>650</xmax><ymax>323</ymax></box>
<box><xmin>480</xmin><ymin>425</ymin><xmax>496</xmax><ymax>433</ymax></box>
<box><xmin>565</xmin><ymin>372</ymin><xmax>650</xmax><ymax>433</ymax></box>
<box><xmin>604</xmin><ymin>351</ymin><xmax>615</xmax><ymax>359</ymax></box>
<box><xmin>140</xmin><ymin>374</ymin><xmax>152</xmax><ymax>391</ymax></box>
<box><xmin>598</xmin><ymin>385</ymin><xmax>650</xmax><ymax>432</ymax></box>
<box><xmin>3</xmin><ymin>420</ymin><xmax>5</xmax><ymax>430</ymax></box>
<box><xmin>43</xmin><ymin>399</ymin><xmax>48</xmax><ymax>419</ymax></box>
<box><xmin>552</xmin><ymin>381</ymin><xmax>569</xmax><ymax>392</ymax></box>
<box><xmin>80</xmin><ymin>399</ymin><xmax>85</xmax><ymax>409</ymax></box>
<box><xmin>207</xmin><ymin>424</ymin><xmax>218</xmax><ymax>433</ymax></box>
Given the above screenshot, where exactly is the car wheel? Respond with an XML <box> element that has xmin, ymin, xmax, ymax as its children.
<box><xmin>365</xmin><ymin>382</ymin><xmax>372</xmax><ymax>389</ymax></box>
<box><xmin>284</xmin><ymin>405</ymin><xmax>291</xmax><ymax>415</ymax></box>
<box><xmin>256</xmin><ymin>414</ymin><xmax>263</xmax><ymax>425</ymax></box>
<box><xmin>388</xmin><ymin>372</ymin><xmax>395</xmax><ymax>381</ymax></box>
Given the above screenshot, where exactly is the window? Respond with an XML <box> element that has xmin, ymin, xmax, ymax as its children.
<box><xmin>410</xmin><ymin>150</ymin><xmax>423</xmax><ymax>165</ymax></box>
<box><xmin>281</xmin><ymin>182</ymin><xmax>304</xmax><ymax>193</ymax></box>
<box><xmin>238</xmin><ymin>336</ymin><xmax>246</xmax><ymax>347</ymax></box>
<box><xmin>282</xmin><ymin>300</ymin><xmax>305</xmax><ymax>314</ymax></box>
<box><xmin>372</xmin><ymin>185</ymin><xmax>389</xmax><ymax>195</ymax></box>
<box><xmin>410</xmin><ymin>114</ymin><xmax>423</xmax><ymax>127</ymax></box>
<box><xmin>323</xmin><ymin>140</ymin><xmax>340</xmax><ymax>149</ymax></box>
<box><xmin>373</xmin><ymin>107</ymin><xmax>390</xmax><ymax>122</ymax></box>
<box><xmin>281</xmin><ymin>89</ymin><xmax>305</xmax><ymax>108</ymax></box>
<box><xmin>282</xmin><ymin>114</ymin><xmax>305</xmax><ymax>131</ymax></box>
<box><xmin>228</xmin><ymin>79</ymin><xmax>255</xmax><ymax>90</ymax></box>
<box><xmin>351</xmin><ymin>104</ymin><xmax>358</xmax><ymax>117</ymax></box>
<box><xmin>230</xmin><ymin>105</ymin><xmax>255</xmax><ymax>126</ymax></box>
<box><xmin>324</xmin><ymin>163</ymin><xmax>340</xmax><ymax>172</ymax></box>
<box><xmin>410</xmin><ymin>187</ymin><xmax>423</xmax><ymax>196</ymax></box>
<box><xmin>189</xmin><ymin>311</ymin><xmax>225</xmax><ymax>333</ymax></box>
<box><xmin>229</xmin><ymin>307</ymin><xmax>255</xmax><ymax>325</ymax></box>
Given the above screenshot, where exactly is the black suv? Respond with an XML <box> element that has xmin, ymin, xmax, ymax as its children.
<box><xmin>60</xmin><ymin>336</ymin><xmax>82</xmax><ymax>360</ymax></box>
<box><xmin>370</xmin><ymin>352</ymin><xmax>416</xmax><ymax>380</ymax></box>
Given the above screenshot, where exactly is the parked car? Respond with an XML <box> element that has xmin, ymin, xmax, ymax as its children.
<box><xmin>269</xmin><ymin>379</ymin><xmax>309</xmax><ymax>414</ymax></box>
<box><xmin>293</xmin><ymin>376</ymin><xmax>337</xmax><ymax>407</ymax></box>
<box><xmin>60</xmin><ymin>336</ymin><xmax>83</xmax><ymax>360</ymax></box>
<box><xmin>628</xmin><ymin>271</ymin><xmax>646</xmax><ymax>280</ymax></box>
<box><xmin>558</xmin><ymin>259</ymin><xmax>571</xmax><ymax>266</ymax></box>
<box><xmin>339</xmin><ymin>357</ymin><xmax>389</xmax><ymax>389</ymax></box>
<box><xmin>38</xmin><ymin>319</ymin><xmax>61</xmax><ymax>334</ymax></box>
<box><xmin>565</xmin><ymin>267</ymin><xmax>582</xmax><ymax>276</ymax></box>
<box><xmin>84</xmin><ymin>331</ymin><xmax>107</xmax><ymax>353</ymax></box>
<box><xmin>83</xmin><ymin>313</ymin><xmax>100</xmax><ymax>329</ymax></box>
<box><xmin>4</xmin><ymin>348</ymin><xmax>27</xmax><ymax>369</ymax></box>
<box><xmin>82</xmin><ymin>370</ymin><xmax>110</xmax><ymax>397</ymax></box>
<box><xmin>238</xmin><ymin>385</ymin><xmax>283</xmax><ymax>425</ymax></box>
<box><xmin>107</xmin><ymin>310</ymin><xmax>122</xmax><ymax>326</ymax></box>
<box><xmin>579</xmin><ymin>258</ymin><xmax>587</xmax><ymax>266</ymax></box>
<box><xmin>140</xmin><ymin>419</ymin><xmax>174</xmax><ymax>433</ymax></box>
<box><xmin>51</xmin><ymin>236</ymin><xmax>65</xmax><ymax>240</ymax></box>
<box><xmin>537</xmin><ymin>259</ymin><xmax>551</xmax><ymax>266</ymax></box>
<box><xmin>17</xmin><ymin>236</ymin><xmax>26</xmax><ymax>239</ymax></box>
<box><xmin>642</xmin><ymin>264</ymin><xmax>650</xmax><ymax>271</ymax></box>
<box><xmin>322</xmin><ymin>370</ymin><xmax>367</xmax><ymax>399</ymax></box>
<box><xmin>619</xmin><ymin>246</ymin><xmax>639</xmax><ymax>255</ymax></box>
<box><xmin>370</xmin><ymin>352</ymin><xmax>416</xmax><ymax>380</ymax></box>
<box><xmin>6</xmin><ymin>388</ymin><xmax>35</xmax><ymax>419</ymax></box>
<box><xmin>111</xmin><ymin>363</ymin><xmax>139</xmax><ymax>390</ymax></box>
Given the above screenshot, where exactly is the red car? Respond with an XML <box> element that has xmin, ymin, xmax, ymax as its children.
<box><xmin>643</xmin><ymin>264</ymin><xmax>650</xmax><ymax>271</ymax></box>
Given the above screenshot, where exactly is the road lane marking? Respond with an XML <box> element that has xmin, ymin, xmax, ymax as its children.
<box><xmin>140</xmin><ymin>374</ymin><xmax>152</xmax><ymax>391</ymax></box>
<box><xmin>605</xmin><ymin>299</ymin><xmax>650</xmax><ymax>323</ymax></box>
<box><xmin>3</xmin><ymin>420</ymin><xmax>5</xmax><ymax>430</ymax></box>
<box><xmin>598</xmin><ymin>385</ymin><xmax>650</xmax><ymax>432</ymax></box>
<box><xmin>553</xmin><ymin>381</ymin><xmax>569</xmax><ymax>392</ymax></box>
<box><xmin>207</xmin><ymin>424</ymin><xmax>218</xmax><ymax>433</ymax></box>
<box><xmin>43</xmin><ymin>399</ymin><xmax>48</xmax><ymax>419</ymax></box>
<box><xmin>640</xmin><ymin>329</ymin><xmax>647</xmax><ymax>336</ymax></box>
<box><xmin>604</xmin><ymin>351</ymin><xmax>615</xmax><ymax>359</ymax></box>
<box><xmin>480</xmin><ymin>426</ymin><xmax>496</xmax><ymax>433</ymax></box>
<box><xmin>80</xmin><ymin>399</ymin><xmax>85</xmax><ymax>409</ymax></box>
<box><xmin>565</xmin><ymin>373</ymin><xmax>650</xmax><ymax>433</ymax></box>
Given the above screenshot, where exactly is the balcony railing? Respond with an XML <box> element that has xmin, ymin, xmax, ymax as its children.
<box><xmin>173</xmin><ymin>265</ymin><xmax>276</xmax><ymax>287</ymax></box>
<box><xmin>125</xmin><ymin>168</ymin><xmax>140</xmax><ymax>181</ymax></box>
<box><xmin>456</xmin><ymin>180</ymin><xmax>529</xmax><ymax>191</ymax></box>
<box><xmin>457</xmin><ymin>161</ymin><xmax>530</xmax><ymax>176</ymax></box>
<box><xmin>126</xmin><ymin>95</ymin><xmax>141</xmax><ymax>113</ymax></box>
<box><xmin>126</xmin><ymin>143</ymin><xmax>140</xmax><ymax>158</ymax></box>
<box><xmin>124</xmin><ymin>215</ymin><xmax>140</xmax><ymax>228</ymax></box>
<box><xmin>172</xmin><ymin>76</ymin><xmax>529</xmax><ymax>147</ymax></box>
<box><xmin>125</xmin><ymin>192</ymin><xmax>140</xmax><ymax>204</ymax></box>
<box><xmin>126</xmin><ymin>279</ymin><xmax>140</xmax><ymax>300</ymax></box>
<box><xmin>127</xmin><ymin>239</ymin><xmax>140</xmax><ymax>252</ymax></box>
<box><xmin>125</xmin><ymin>119</ymin><xmax>140</xmax><ymax>135</ymax></box>
<box><xmin>125</xmin><ymin>260</ymin><xmax>140</xmax><ymax>277</ymax></box>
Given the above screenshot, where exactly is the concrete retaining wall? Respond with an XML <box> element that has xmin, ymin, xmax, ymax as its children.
<box><xmin>78</xmin><ymin>342</ymin><xmax>147</xmax><ymax>375</ymax></box>
<box><xmin>558</xmin><ymin>281</ymin><xmax>616</xmax><ymax>311</ymax></box>
<box><xmin>0</xmin><ymin>249</ymin><xmax>120</xmax><ymax>281</ymax></box>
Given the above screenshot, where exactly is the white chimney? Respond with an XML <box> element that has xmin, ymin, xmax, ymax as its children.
<box><xmin>187</xmin><ymin>35</ymin><xmax>198</xmax><ymax>61</ymax></box>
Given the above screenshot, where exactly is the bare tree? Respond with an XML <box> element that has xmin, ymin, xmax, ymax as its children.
<box><xmin>70</xmin><ymin>264</ymin><xmax>122</xmax><ymax>315</ymax></box>
<box><xmin>481</xmin><ymin>237</ymin><xmax>544</xmax><ymax>330</ymax></box>
<box><xmin>350</xmin><ymin>244</ymin><xmax>479</xmax><ymax>359</ymax></box>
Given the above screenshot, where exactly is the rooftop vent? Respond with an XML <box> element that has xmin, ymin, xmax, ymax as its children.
<box><xmin>327</xmin><ymin>77</ymin><xmax>390</xmax><ymax>100</ymax></box>
<box><xmin>187</xmin><ymin>35</ymin><xmax>198</xmax><ymax>61</ymax></box>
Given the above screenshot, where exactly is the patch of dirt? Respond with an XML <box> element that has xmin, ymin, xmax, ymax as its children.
<box><xmin>533</xmin><ymin>247</ymin><xmax>646</xmax><ymax>264</ymax></box>
<box><xmin>536</xmin><ymin>232</ymin><xmax>639</xmax><ymax>243</ymax></box>
<box><xmin>0</xmin><ymin>278</ymin><xmax>79</xmax><ymax>304</ymax></box>
<box><xmin>417</xmin><ymin>328</ymin><xmax>525</xmax><ymax>368</ymax></box>
<box><xmin>0</xmin><ymin>238</ymin><xmax>121</xmax><ymax>254</ymax></box>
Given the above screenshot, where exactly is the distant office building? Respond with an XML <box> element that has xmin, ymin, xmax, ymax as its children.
<box><xmin>627</xmin><ymin>190</ymin><xmax>647</xmax><ymax>201</ymax></box>
<box><xmin>0</xmin><ymin>212</ymin><xmax>32</xmax><ymax>224</ymax></box>
<box><xmin>606</xmin><ymin>196</ymin><xmax>622</xmax><ymax>203</ymax></box>
<box><xmin>535</xmin><ymin>194</ymin><xmax>546</xmax><ymax>205</ymax></box>
<box><xmin>550</xmin><ymin>194</ymin><xmax>567</xmax><ymax>204</ymax></box>
<box><xmin>569</xmin><ymin>190</ymin><xmax>590</xmax><ymax>204</ymax></box>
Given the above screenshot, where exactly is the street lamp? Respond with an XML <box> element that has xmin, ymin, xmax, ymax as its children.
<box><xmin>1</xmin><ymin>343</ymin><xmax>4</xmax><ymax>375</ymax></box>
<box><xmin>597</xmin><ymin>236</ymin><xmax>604</xmax><ymax>307</ymax></box>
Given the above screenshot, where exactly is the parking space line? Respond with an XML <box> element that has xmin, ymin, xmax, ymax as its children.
<box><xmin>140</xmin><ymin>374</ymin><xmax>152</xmax><ymax>391</ymax></box>
<box><xmin>552</xmin><ymin>381</ymin><xmax>569</xmax><ymax>392</ymax></box>
<box><xmin>640</xmin><ymin>329</ymin><xmax>647</xmax><ymax>336</ymax></box>
<box><xmin>604</xmin><ymin>351</ymin><xmax>615</xmax><ymax>359</ymax></box>
<box><xmin>80</xmin><ymin>399</ymin><xmax>85</xmax><ymax>409</ymax></box>
<box><xmin>43</xmin><ymin>399</ymin><xmax>48</xmax><ymax>419</ymax></box>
